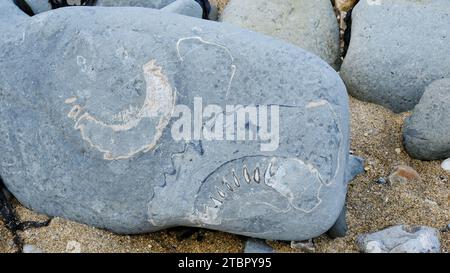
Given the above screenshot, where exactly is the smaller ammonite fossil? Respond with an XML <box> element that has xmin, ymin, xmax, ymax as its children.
<box><xmin>194</xmin><ymin>156</ymin><xmax>325</xmax><ymax>226</ymax></box>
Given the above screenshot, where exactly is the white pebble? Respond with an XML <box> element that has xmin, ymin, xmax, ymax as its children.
<box><xmin>441</xmin><ymin>158</ymin><xmax>450</xmax><ymax>172</ymax></box>
<box><xmin>23</xmin><ymin>244</ymin><xmax>43</xmax><ymax>253</ymax></box>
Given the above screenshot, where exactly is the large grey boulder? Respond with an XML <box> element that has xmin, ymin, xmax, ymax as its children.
<box><xmin>220</xmin><ymin>0</ymin><xmax>340</xmax><ymax>69</ymax></box>
<box><xmin>0</xmin><ymin>4</ymin><xmax>350</xmax><ymax>241</ymax></box>
<box><xmin>403</xmin><ymin>79</ymin><xmax>450</xmax><ymax>160</ymax></box>
<box><xmin>341</xmin><ymin>0</ymin><xmax>450</xmax><ymax>113</ymax></box>
<box><xmin>357</xmin><ymin>225</ymin><xmax>441</xmax><ymax>253</ymax></box>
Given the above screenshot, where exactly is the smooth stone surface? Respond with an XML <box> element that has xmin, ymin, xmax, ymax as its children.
<box><xmin>0</xmin><ymin>6</ymin><xmax>350</xmax><ymax>241</ymax></box>
<box><xmin>25</xmin><ymin>0</ymin><xmax>52</xmax><ymax>14</ymax></box>
<box><xmin>327</xmin><ymin>205</ymin><xmax>347</xmax><ymax>239</ymax></box>
<box><xmin>0</xmin><ymin>1</ymin><xmax>29</xmax><ymax>41</ymax></box>
<box><xmin>403</xmin><ymin>79</ymin><xmax>450</xmax><ymax>160</ymax></box>
<box><xmin>161</xmin><ymin>0</ymin><xmax>203</xmax><ymax>18</ymax></box>
<box><xmin>23</xmin><ymin>0</ymin><xmax>217</xmax><ymax>20</ymax></box>
<box><xmin>97</xmin><ymin>0</ymin><xmax>216</xmax><ymax>20</ymax></box>
<box><xmin>220</xmin><ymin>0</ymin><xmax>340</xmax><ymax>69</ymax></box>
<box><xmin>345</xmin><ymin>155</ymin><xmax>364</xmax><ymax>183</ymax></box>
<box><xmin>244</xmin><ymin>239</ymin><xmax>273</xmax><ymax>253</ymax></box>
<box><xmin>0</xmin><ymin>1</ymin><xmax>28</xmax><ymax>24</ymax></box>
<box><xmin>340</xmin><ymin>0</ymin><xmax>450</xmax><ymax>113</ymax></box>
<box><xmin>357</xmin><ymin>225</ymin><xmax>441</xmax><ymax>253</ymax></box>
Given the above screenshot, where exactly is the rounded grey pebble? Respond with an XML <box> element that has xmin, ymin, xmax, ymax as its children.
<box><xmin>340</xmin><ymin>0</ymin><xmax>450</xmax><ymax>113</ymax></box>
<box><xmin>220</xmin><ymin>0</ymin><xmax>341</xmax><ymax>69</ymax></box>
<box><xmin>403</xmin><ymin>79</ymin><xmax>450</xmax><ymax>160</ymax></box>
<box><xmin>376</xmin><ymin>177</ymin><xmax>387</xmax><ymax>185</ymax></box>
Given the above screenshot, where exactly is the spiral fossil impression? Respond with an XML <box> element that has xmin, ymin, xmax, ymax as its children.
<box><xmin>66</xmin><ymin>60</ymin><xmax>176</xmax><ymax>160</ymax></box>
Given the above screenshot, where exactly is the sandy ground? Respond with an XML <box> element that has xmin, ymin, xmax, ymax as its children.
<box><xmin>0</xmin><ymin>219</ymin><xmax>17</xmax><ymax>253</ymax></box>
<box><xmin>0</xmin><ymin>0</ymin><xmax>449</xmax><ymax>253</ymax></box>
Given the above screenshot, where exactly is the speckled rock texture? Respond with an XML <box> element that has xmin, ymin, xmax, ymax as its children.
<box><xmin>403</xmin><ymin>79</ymin><xmax>450</xmax><ymax>160</ymax></box>
<box><xmin>220</xmin><ymin>0</ymin><xmax>341</xmax><ymax>69</ymax></box>
<box><xmin>341</xmin><ymin>0</ymin><xmax>450</xmax><ymax>113</ymax></box>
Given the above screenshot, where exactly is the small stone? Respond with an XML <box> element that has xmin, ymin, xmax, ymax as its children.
<box><xmin>376</xmin><ymin>177</ymin><xmax>387</xmax><ymax>185</ymax></box>
<box><xmin>388</xmin><ymin>165</ymin><xmax>420</xmax><ymax>185</ymax></box>
<box><xmin>66</xmin><ymin>241</ymin><xmax>82</xmax><ymax>253</ymax></box>
<box><xmin>290</xmin><ymin>239</ymin><xmax>315</xmax><ymax>253</ymax></box>
<box><xmin>161</xmin><ymin>0</ymin><xmax>203</xmax><ymax>18</ymax></box>
<box><xmin>395</xmin><ymin>148</ymin><xmax>401</xmax><ymax>154</ymax></box>
<box><xmin>441</xmin><ymin>159</ymin><xmax>450</xmax><ymax>172</ymax></box>
<box><xmin>244</xmin><ymin>239</ymin><xmax>273</xmax><ymax>254</ymax></box>
<box><xmin>357</xmin><ymin>225</ymin><xmax>441</xmax><ymax>253</ymax></box>
<box><xmin>23</xmin><ymin>244</ymin><xmax>43</xmax><ymax>254</ymax></box>
<box><xmin>345</xmin><ymin>155</ymin><xmax>365</xmax><ymax>183</ymax></box>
